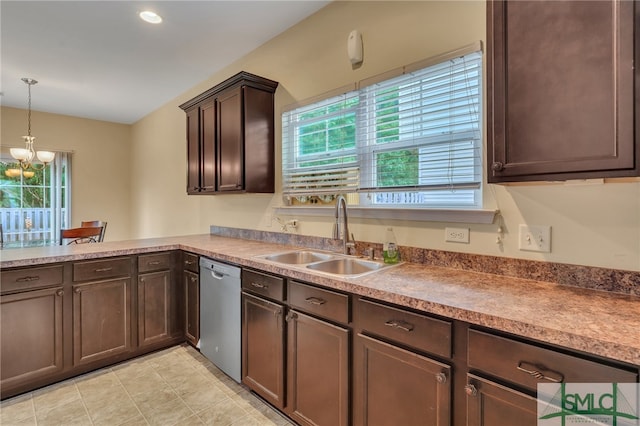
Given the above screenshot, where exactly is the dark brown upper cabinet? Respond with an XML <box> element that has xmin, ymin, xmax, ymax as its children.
<box><xmin>180</xmin><ymin>71</ymin><xmax>278</xmax><ymax>194</ymax></box>
<box><xmin>487</xmin><ymin>0</ymin><xmax>638</xmax><ymax>183</ymax></box>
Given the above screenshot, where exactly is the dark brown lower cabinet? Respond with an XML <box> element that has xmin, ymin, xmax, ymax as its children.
<box><xmin>465</xmin><ymin>374</ymin><xmax>537</xmax><ymax>426</ymax></box>
<box><xmin>183</xmin><ymin>269</ymin><xmax>199</xmax><ymax>346</ymax></box>
<box><xmin>1</xmin><ymin>287</ymin><xmax>64</xmax><ymax>390</ymax></box>
<box><xmin>73</xmin><ymin>278</ymin><xmax>131</xmax><ymax>365</ymax></box>
<box><xmin>354</xmin><ymin>333</ymin><xmax>451</xmax><ymax>426</ymax></box>
<box><xmin>286</xmin><ymin>310</ymin><xmax>349</xmax><ymax>426</ymax></box>
<box><xmin>242</xmin><ymin>291</ymin><xmax>286</xmax><ymax>409</ymax></box>
<box><xmin>138</xmin><ymin>270</ymin><xmax>172</xmax><ymax>347</ymax></box>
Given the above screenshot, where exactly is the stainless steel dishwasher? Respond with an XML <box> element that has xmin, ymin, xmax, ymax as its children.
<box><xmin>199</xmin><ymin>257</ymin><xmax>241</xmax><ymax>383</ymax></box>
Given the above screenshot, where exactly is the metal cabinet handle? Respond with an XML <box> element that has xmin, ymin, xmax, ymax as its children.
<box><xmin>384</xmin><ymin>319</ymin><xmax>414</xmax><ymax>332</ymax></box>
<box><xmin>94</xmin><ymin>267</ymin><xmax>113</xmax><ymax>273</ymax></box>
<box><xmin>491</xmin><ymin>161</ymin><xmax>504</xmax><ymax>172</ymax></box>
<box><xmin>56</xmin><ymin>289</ymin><xmax>64</xmax><ymax>297</ymax></box>
<box><xmin>16</xmin><ymin>275</ymin><xmax>40</xmax><ymax>282</ymax></box>
<box><xmin>185</xmin><ymin>260</ymin><xmax>195</xmax><ymax>265</ymax></box>
<box><xmin>74</xmin><ymin>288</ymin><xmax>81</xmax><ymax>294</ymax></box>
<box><xmin>435</xmin><ymin>372</ymin><xmax>447</xmax><ymax>384</ymax></box>
<box><xmin>517</xmin><ymin>361</ymin><xmax>563</xmax><ymax>383</ymax></box>
<box><xmin>465</xmin><ymin>384</ymin><xmax>478</xmax><ymax>397</ymax></box>
<box><xmin>305</xmin><ymin>297</ymin><xmax>326</xmax><ymax>306</ymax></box>
<box><xmin>190</xmin><ymin>276</ymin><xmax>197</xmax><ymax>283</ymax></box>
<box><xmin>148</xmin><ymin>261</ymin><xmax>162</xmax><ymax>266</ymax></box>
<box><xmin>251</xmin><ymin>282</ymin><xmax>267</xmax><ymax>289</ymax></box>
<box><xmin>285</xmin><ymin>311</ymin><xmax>297</xmax><ymax>322</ymax></box>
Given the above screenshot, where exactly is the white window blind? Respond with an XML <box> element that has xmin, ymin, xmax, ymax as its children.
<box><xmin>282</xmin><ymin>47</ymin><xmax>482</xmax><ymax>208</ymax></box>
<box><xmin>282</xmin><ymin>91</ymin><xmax>361</xmax><ymax>195</ymax></box>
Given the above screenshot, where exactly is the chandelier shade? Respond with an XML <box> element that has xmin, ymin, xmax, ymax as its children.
<box><xmin>10</xmin><ymin>78</ymin><xmax>55</xmax><ymax>169</ymax></box>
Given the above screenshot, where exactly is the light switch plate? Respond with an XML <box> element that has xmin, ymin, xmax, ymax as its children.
<box><xmin>518</xmin><ymin>224</ymin><xmax>551</xmax><ymax>252</ymax></box>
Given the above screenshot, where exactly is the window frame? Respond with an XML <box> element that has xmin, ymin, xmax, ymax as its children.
<box><xmin>281</xmin><ymin>42</ymin><xmax>491</xmax><ymax>219</ymax></box>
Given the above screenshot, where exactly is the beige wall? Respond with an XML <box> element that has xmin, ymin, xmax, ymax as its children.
<box><xmin>130</xmin><ymin>1</ymin><xmax>640</xmax><ymax>271</ymax></box>
<box><xmin>1</xmin><ymin>106</ymin><xmax>132</xmax><ymax>241</ymax></box>
<box><xmin>6</xmin><ymin>2</ymin><xmax>638</xmax><ymax>271</ymax></box>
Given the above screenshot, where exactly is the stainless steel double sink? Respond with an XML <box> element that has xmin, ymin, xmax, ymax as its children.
<box><xmin>258</xmin><ymin>250</ymin><xmax>399</xmax><ymax>277</ymax></box>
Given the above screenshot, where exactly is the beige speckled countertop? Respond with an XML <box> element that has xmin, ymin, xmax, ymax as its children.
<box><xmin>2</xmin><ymin>234</ymin><xmax>639</xmax><ymax>366</ymax></box>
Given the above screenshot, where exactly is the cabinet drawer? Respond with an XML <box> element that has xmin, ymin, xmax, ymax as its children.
<box><xmin>73</xmin><ymin>257</ymin><xmax>131</xmax><ymax>282</ymax></box>
<box><xmin>2</xmin><ymin>265</ymin><xmax>64</xmax><ymax>294</ymax></box>
<box><xmin>242</xmin><ymin>269</ymin><xmax>285</xmax><ymax>302</ymax></box>
<box><xmin>138</xmin><ymin>252</ymin><xmax>172</xmax><ymax>273</ymax></box>
<box><xmin>355</xmin><ymin>298</ymin><xmax>451</xmax><ymax>359</ymax></box>
<box><xmin>288</xmin><ymin>281</ymin><xmax>349</xmax><ymax>325</ymax></box>
<box><xmin>183</xmin><ymin>252</ymin><xmax>199</xmax><ymax>273</ymax></box>
<box><xmin>468</xmin><ymin>329</ymin><xmax>638</xmax><ymax>392</ymax></box>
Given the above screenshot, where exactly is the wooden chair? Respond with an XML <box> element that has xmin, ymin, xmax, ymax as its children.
<box><xmin>60</xmin><ymin>226</ymin><xmax>103</xmax><ymax>245</ymax></box>
<box><xmin>81</xmin><ymin>220</ymin><xmax>107</xmax><ymax>242</ymax></box>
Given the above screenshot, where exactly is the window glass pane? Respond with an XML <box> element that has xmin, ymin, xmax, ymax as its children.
<box><xmin>376</xmin><ymin>149</ymin><xmax>418</xmax><ymax>187</ymax></box>
<box><xmin>0</xmin><ymin>153</ymin><xmax>71</xmax><ymax>247</ymax></box>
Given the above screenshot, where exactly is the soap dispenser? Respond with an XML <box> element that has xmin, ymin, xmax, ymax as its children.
<box><xmin>383</xmin><ymin>227</ymin><xmax>399</xmax><ymax>264</ymax></box>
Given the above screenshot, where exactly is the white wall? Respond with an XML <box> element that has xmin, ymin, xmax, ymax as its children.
<box><xmin>129</xmin><ymin>1</ymin><xmax>639</xmax><ymax>272</ymax></box>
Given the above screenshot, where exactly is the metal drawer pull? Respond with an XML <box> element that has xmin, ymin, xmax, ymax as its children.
<box><xmin>16</xmin><ymin>275</ymin><xmax>40</xmax><ymax>282</ymax></box>
<box><xmin>435</xmin><ymin>372</ymin><xmax>447</xmax><ymax>384</ymax></box>
<box><xmin>384</xmin><ymin>319</ymin><xmax>414</xmax><ymax>332</ymax></box>
<box><xmin>250</xmin><ymin>282</ymin><xmax>268</xmax><ymax>289</ymax></box>
<box><xmin>517</xmin><ymin>362</ymin><xmax>563</xmax><ymax>383</ymax></box>
<box><xmin>148</xmin><ymin>261</ymin><xmax>162</xmax><ymax>266</ymax></box>
<box><xmin>56</xmin><ymin>290</ymin><xmax>64</xmax><ymax>297</ymax></box>
<box><xmin>465</xmin><ymin>384</ymin><xmax>478</xmax><ymax>397</ymax></box>
<box><xmin>94</xmin><ymin>267</ymin><xmax>113</xmax><ymax>272</ymax></box>
<box><xmin>305</xmin><ymin>297</ymin><xmax>326</xmax><ymax>306</ymax></box>
<box><xmin>185</xmin><ymin>260</ymin><xmax>195</xmax><ymax>265</ymax></box>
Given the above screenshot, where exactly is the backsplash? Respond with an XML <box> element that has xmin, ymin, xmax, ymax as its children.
<box><xmin>210</xmin><ymin>226</ymin><xmax>640</xmax><ymax>296</ymax></box>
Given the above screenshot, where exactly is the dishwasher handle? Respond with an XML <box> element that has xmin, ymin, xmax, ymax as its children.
<box><xmin>209</xmin><ymin>270</ymin><xmax>225</xmax><ymax>280</ymax></box>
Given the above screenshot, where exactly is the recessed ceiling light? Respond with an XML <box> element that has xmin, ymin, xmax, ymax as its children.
<box><xmin>139</xmin><ymin>10</ymin><xmax>162</xmax><ymax>24</ymax></box>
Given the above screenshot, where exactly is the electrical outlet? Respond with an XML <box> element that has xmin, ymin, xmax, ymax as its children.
<box><xmin>445</xmin><ymin>227</ymin><xmax>470</xmax><ymax>243</ymax></box>
<box><xmin>518</xmin><ymin>224</ymin><xmax>551</xmax><ymax>253</ymax></box>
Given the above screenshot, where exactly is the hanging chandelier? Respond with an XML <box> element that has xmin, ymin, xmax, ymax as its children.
<box><xmin>10</xmin><ymin>78</ymin><xmax>55</xmax><ymax>170</ymax></box>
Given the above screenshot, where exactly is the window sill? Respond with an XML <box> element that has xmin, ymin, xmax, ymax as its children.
<box><xmin>274</xmin><ymin>206</ymin><xmax>498</xmax><ymax>224</ymax></box>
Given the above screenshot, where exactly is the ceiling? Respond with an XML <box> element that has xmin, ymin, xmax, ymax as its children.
<box><xmin>1</xmin><ymin>1</ymin><xmax>330</xmax><ymax>124</ymax></box>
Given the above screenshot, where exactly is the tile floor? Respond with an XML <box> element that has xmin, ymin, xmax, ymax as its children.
<box><xmin>0</xmin><ymin>344</ymin><xmax>294</xmax><ymax>426</ymax></box>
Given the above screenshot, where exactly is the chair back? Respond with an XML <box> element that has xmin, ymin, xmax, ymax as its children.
<box><xmin>81</xmin><ymin>220</ymin><xmax>107</xmax><ymax>242</ymax></box>
<box><xmin>60</xmin><ymin>226</ymin><xmax>103</xmax><ymax>245</ymax></box>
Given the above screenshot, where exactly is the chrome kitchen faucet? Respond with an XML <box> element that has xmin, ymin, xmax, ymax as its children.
<box><xmin>333</xmin><ymin>195</ymin><xmax>355</xmax><ymax>255</ymax></box>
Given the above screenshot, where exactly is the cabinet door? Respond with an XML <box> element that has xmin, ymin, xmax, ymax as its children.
<box><xmin>243</xmin><ymin>86</ymin><xmax>275</xmax><ymax>193</ymax></box>
<box><xmin>487</xmin><ymin>0</ymin><xmax>637</xmax><ymax>182</ymax></box>
<box><xmin>286</xmin><ymin>310</ymin><xmax>349</xmax><ymax>426</ymax></box>
<box><xmin>217</xmin><ymin>87</ymin><xmax>244</xmax><ymax>192</ymax></box>
<box><xmin>466</xmin><ymin>374</ymin><xmax>537</xmax><ymax>426</ymax></box>
<box><xmin>186</xmin><ymin>106</ymin><xmax>201</xmax><ymax>194</ymax></box>
<box><xmin>184</xmin><ymin>269</ymin><xmax>199</xmax><ymax>346</ymax></box>
<box><xmin>138</xmin><ymin>271</ymin><xmax>171</xmax><ymax>347</ymax></box>
<box><xmin>73</xmin><ymin>278</ymin><xmax>131</xmax><ymax>365</ymax></box>
<box><xmin>1</xmin><ymin>287</ymin><xmax>64</xmax><ymax>390</ymax></box>
<box><xmin>354</xmin><ymin>333</ymin><xmax>451</xmax><ymax>426</ymax></box>
<box><xmin>241</xmin><ymin>292</ymin><xmax>285</xmax><ymax>409</ymax></box>
<box><xmin>200</xmin><ymin>98</ymin><xmax>217</xmax><ymax>192</ymax></box>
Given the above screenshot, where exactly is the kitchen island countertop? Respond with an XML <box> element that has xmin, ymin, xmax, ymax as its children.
<box><xmin>2</xmin><ymin>233</ymin><xmax>639</xmax><ymax>366</ymax></box>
